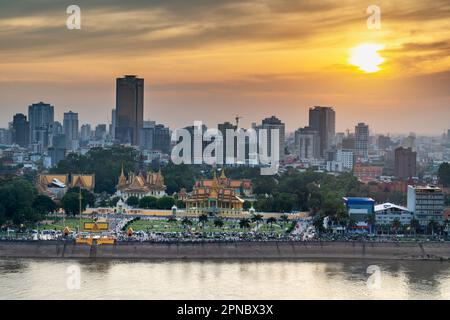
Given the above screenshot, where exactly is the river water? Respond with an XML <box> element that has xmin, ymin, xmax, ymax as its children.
<box><xmin>1</xmin><ymin>258</ymin><xmax>450</xmax><ymax>299</ymax></box>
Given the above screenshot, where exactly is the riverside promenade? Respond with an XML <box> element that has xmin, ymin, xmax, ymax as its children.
<box><xmin>1</xmin><ymin>240</ymin><xmax>450</xmax><ymax>261</ymax></box>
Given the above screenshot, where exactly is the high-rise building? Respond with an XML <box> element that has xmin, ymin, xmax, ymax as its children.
<box><xmin>255</xmin><ymin>116</ymin><xmax>285</xmax><ymax>161</ymax></box>
<box><xmin>308</xmin><ymin>106</ymin><xmax>335</xmax><ymax>157</ymax></box>
<box><xmin>355</xmin><ymin>122</ymin><xmax>369</xmax><ymax>159</ymax></box>
<box><xmin>95</xmin><ymin>124</ymin><xmax>107</xmax><ymax>141</ymax></box>
<box><xmin>48</xmin><ymin>133</ymin><xmax>66</xmax><ymax>167</ymax></box>
<box><xmin>140</xmin><ymin>121</ymin><xmax>171</xmax><ymax>154</ymax></box>
<box><xmin>407</xmin><ymin>185</ymin><xmax>444</xmax><ymax>227</ymax></box>
<box><xmin>294</xmin><ymin>126</ymin><xmax>320</xmax><ymax>160</ymax></box>
<box><xmin>140</xmin><ymin>121</ymin><xmax>155</xmax><ymax>151</ymax></box>
<box><xmin>154</xmin><ymin>124</ymin><xmax>171</xmax><ymax>154</ymax></box>
<box><xmin>394</xmin><ymin>147</ymin><xmax>417</xmax><ymax>180</ymax></box>
<box><xmin>28</xmin><ymin>102</ymin><xmax>54</xmax><ymax>150</ymax></box>
<box><xmin>12</xmin><ymin>113</ymin><xmax>30</xmax><ymax>147</ymax></box>
<box><xmin>402</xmin><ymin>135</ymin><xmax>416</xmax><ymax>150</ymax></box>
<box><xmin>110</xmin><ymin>109</ymin><xmax>116</xmax><ymax>139</ymax></box>
<box><xmin>377</xmin><ymin>135</ymin><xmax>392</xmax><ymax>150</ymax></box>
<box><xmin>115</xmin><ymin>75</ymin><xmax>144</xmax><ymax>145</ymax></box>
<box><xmin>342</xmin><ymin>134</ymin><xmax>355</xmax><ymax>150</ymax></box>
<box><xmin>337</xmin><ymin>149</ymin><xmax>354</xmax><ymax>171</ymax></box>
<box><xmin>80</xmin><ymin>124</ymin><xmax>91</xmax><ymax>146</ymax></box>
<box><xmin>0</xmin><ymin>128</ymin><xmax>11</xmax><ymax>145</ymax></box>
<box><xmin>63</xmin><ymin>111</ymin><xmax>79</xmax><ymax>150</ymax></box>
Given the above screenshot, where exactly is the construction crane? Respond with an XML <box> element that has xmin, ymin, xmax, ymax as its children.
<box><xmin>235</xmin><ymin>114</ymin><xmax>242</xmax><ymax>128</ymax></box>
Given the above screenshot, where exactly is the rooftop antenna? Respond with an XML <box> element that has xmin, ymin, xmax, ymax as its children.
<box><xmin>235</xmin><ymin>114</ymin><xmax>242</xmax><ymax>128</ymax></box>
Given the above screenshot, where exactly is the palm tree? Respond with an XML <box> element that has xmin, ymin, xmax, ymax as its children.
<box><xmin>239</xmin><ymin>218</ymin><xmax>251</xmax><ymax>229</ymax></box>
<box><xmin>198</xmin><ymin>213</ymin><xmax>208</xmax><ymax>229</ymax></box>
<box><xmin>181</xmin><ymin>217</ymin><xmax>192</xmax><ymax>228</ymax></box>
<box><xmin>347</xmin><ymin>218</ymin><xmax>356</xmax><ymax>232</ymax></box>
<box><xmin>167</xmin><ymin>216</ymin><xmax>177</xmax><ymax>223</ymax></box>
<box><xmin>428</xmin><ymin>219</ymin><xmax>438</xmax><ymax>236</ymax></box>
<box><xmin>366</xmin><ymin>213</ymin><xmax>376</xmax><ymax>235</ymax></box>
<box><xmin>410</xmin><ymin>218</ymin><xmax>420</xmax><ymax>238</ymax></box>
<box><xmin>279</xmin><ymin>215</ymin><xmax>289</xmax><ymax>227</ymax></box>
<box><xmin>391</xmin><ymin>218</ymin><xmax>401</xmax><ymax>235</ymax></box>
<box><xmin>267</xmin><ymin>217</ymin><xmax>277</xmax><ymax>231</ymax></box>
<box><xmin>251</xmin><ymin>214</ymin><xmax>263</xmax><ymax>228</ymax></box>
<box><xmin>443</xmin><ymin>219</ymin><xmax>449</xmax><ymax>235</ymax></box>
<box><xmin>213</xmin><ymin>217</ymin><xmax>224</xmax><ymax>229</ymax></box>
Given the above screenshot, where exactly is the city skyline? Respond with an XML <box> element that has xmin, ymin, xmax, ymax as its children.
<box><xmin>0</xmin><ymin>0</ymin><xmax>449</xmax><ymax>134</ymax></box>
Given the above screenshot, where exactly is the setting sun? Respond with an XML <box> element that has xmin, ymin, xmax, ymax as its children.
<box><xmin>349</xmin><ymin>43</ymin><xmax>385</xmax><ymax>73</ymax></box>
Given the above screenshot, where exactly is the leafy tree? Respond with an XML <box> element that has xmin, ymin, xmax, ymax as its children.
<box><xmin>253</xmin><ymin>176</ymin><xmax>278</xmax><ymax>195</ymax></box>
<box><xmin>0</xmin><ymin>177</ymin><xmax>37</xmax><ymax>224</ymax></box>
<box><xmin>62</xmin><ymin>193</ymin><xmax>83</xmax><ymax>216</ymax></box>
<box><xmin>255</xmin><ymin>196</ymin><xmax>273</xmax><ymax>212</ymax></box>
<box><xmin>243</xmin><ymin>201</ymin><xmax>252</xmax><ymax>210</ymax></box>
<box><xmin>32</xmin><ymin>195</ymin><xmax>57</xmax><ymax>216</ymax></box>
<box><xmin>139</xmin><ymin>196</ymin><xmax>158</xmax><ymax>209</ymax></box>
<box><xmin>176</xmin><ymin>200</ymin><xmax>186</xmax><ymax>209</ymax></box>
<box><xmin>126</xmin><ymin>196</ymin><xmax>139</xmax><ymax>208</ymax></box>
<box><xmin>67</xmin><ymin>187</ymin><xmax>95</xmax><ymax>207</ymax></box>
<box><xmin>162</xmin><ymin>163</ymin><xmax>199</xmax><ymax>194</ymax></box>
<box><xmin>13</xmin><ymin>207</ymin><xmax>39</xmax><ymax>225</ymax></box>
<box><xmin>51</xmin><ymin>146</ymin><xmax>139</xmax><ymax>194</ymax></box>
<box><xmin>273</xmin><ymin>193</ymin><xmax>297</xmax><ymax>212</ymax></box>
<box><xmin>156</xmin><ymin>196</ymin><xmax>175</xmax><ymax>210</ymax></box>
<box><xmin>109</xmin><ymin>196</ymin><xmax>121</xmax><ymax>207</ymax></box>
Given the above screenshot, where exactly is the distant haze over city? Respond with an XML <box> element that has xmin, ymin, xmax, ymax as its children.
<box><xmin>0</xmin><ymin>0</ymin><xmax>449</xmax><ymax>134</ymax></box>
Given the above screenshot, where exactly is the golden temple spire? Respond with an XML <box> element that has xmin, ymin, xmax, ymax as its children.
<box><xmin>118</xmin><ymin>163</ymin><xmax>127</xmax><ymax>186</ymax></box>
<box><xmin>220</xmin><ymin>167</ymin><xmax>227</xmax><ymax>179</ymax></box>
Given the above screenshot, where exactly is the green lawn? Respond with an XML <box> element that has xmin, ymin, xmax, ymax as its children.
<box><xmin>128</xmin><ymin>219</ymin><xmax>288</xmax><ymax>234</ymax></box>
<box><xmin>39</xmin><ymin>218</ymin><xmax>92</xmax><ymax>231</ymax></box>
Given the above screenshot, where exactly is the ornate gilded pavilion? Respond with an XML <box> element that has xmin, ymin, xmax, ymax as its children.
<box><xmin>185</xmin><ymin>169</ymin><xmax>245</xmax><ymax>215</ymax></box>
<box><xmin>116</xmin><ymin>166</ymin><xmax>166</xmax><ymax>200</ymax></box>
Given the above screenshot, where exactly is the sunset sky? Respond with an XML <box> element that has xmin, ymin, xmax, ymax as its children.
<box><xmin>0</xmin><ymin>0</ymin><xmax>449</xmax><ymax>134</ymax></box>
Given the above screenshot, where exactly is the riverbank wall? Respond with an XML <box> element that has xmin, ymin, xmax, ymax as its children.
<box><xmin>1</xmin><ymin>241</ymin><xmax>450</xmax><ymax>260</ymax></box>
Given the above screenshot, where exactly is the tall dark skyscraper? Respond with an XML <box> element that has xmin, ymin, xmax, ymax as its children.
<box><xmin>294</xmin><ymin>126</ymin><xmax>320</xmax><ymax>160</ymax></box>
<box><xmin>12</xmin><ymin>113</ymin><xmax>30</xmax><ymax>147</ymax></box>
<box><xmin>154</xmin><ymin>124</ymin><xmax>171</xmax><ymax>154</ymax></box>
<box><xmin>355</xmin><ymin>122</ymin><xmax>369</xmax><ymax>159</ymax></box>
<box><xmin>28</xmin><ymin>102</ymin><xmax>54</xmax><ymax>150</ymax></box>
<box><xmin>63</xmin><ymin>111</ymin><xmax>79</xmax><ymax>150</ymax></box>
<box><xmin>115</xmin><ymin>75</ymin><xmax>144</xmax><ymax>145</ymax></box>
<box><xmin>395</xmin><ymin>147</ymin><xmax>417</xmax><ymax>180</ymax></box>
<box><xmin>308</xmin><ymin>106</ymin><xmax>335</xmax><ymax>158</ymax></box>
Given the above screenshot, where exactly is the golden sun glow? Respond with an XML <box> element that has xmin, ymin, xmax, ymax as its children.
<box><xmin>349</xmin><ymin>43</ymin><xmax>385</xmax><ymax>73</ymax></box>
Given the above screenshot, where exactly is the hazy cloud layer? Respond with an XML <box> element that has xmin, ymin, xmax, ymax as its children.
<box><xmin>0</xmin><ymin>0</ymin><xmax>449</xmax><ymax>134</ymax></box>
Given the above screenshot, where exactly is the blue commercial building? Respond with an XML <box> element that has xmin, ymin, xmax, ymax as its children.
<box><xmin>343</xmin><ymin>197</ymin><xmax>375</xmax><ymax>231</ymax></box>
